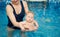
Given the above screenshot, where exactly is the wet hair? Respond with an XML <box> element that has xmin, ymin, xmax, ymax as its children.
<box><xmin>24</xmin><ymin>11</ymin><xmax>34</xmax><ymax>20</ymax></box>
<box><xmin>27</xmin><ymin>11</ymin><xmax>34</xmax><ymax>15</ymax></box>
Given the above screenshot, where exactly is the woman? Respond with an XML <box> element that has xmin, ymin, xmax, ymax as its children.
<box><xmin>6</xmin><ymin>0</ymin><xmax>29</xmax><ymax>37</ymax></box>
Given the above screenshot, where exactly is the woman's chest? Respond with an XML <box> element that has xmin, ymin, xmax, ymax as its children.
<box><xmin>13</xmin><ymin>5</ymin><xmax>22</xmax><ymax>15</ymax></box>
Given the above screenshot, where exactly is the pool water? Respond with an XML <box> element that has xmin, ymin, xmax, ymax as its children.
<box><xmin>27</xmin><ymin>1</ymin><xmax>60</xmax><ymax>37</ymax></box>
<box><xmin>0</xmin><ymin>1</ymin><xmax>60</xmax><ymax>37</ymax></box>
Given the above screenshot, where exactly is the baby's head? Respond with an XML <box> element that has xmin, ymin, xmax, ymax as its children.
<box><xmin>25</xmin><ymin>11</ymin><xmax>34</xmax><ymax>23</ymax></box>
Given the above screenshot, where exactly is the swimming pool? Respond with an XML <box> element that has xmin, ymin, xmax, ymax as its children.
<box><xmin>0</xmin><ymin>1</ymin><xmax>60</xmax><ymax>37</ymax></box>
<box><xmin>27</xmin><ymin>1</ymin><xmax>60</xmax><ymax>37</ymax></box>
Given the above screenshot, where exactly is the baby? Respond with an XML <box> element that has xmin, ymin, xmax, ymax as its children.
<box><xmin>19</xmin><ymin>11</ymin><xmax>39</xmax><ymax>31</ymax></box>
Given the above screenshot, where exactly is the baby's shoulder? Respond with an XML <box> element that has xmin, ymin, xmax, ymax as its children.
<box><xmin>33</xmin><ymin>20</ymin><xmax>37</xmax><ymax>23</ymax></box>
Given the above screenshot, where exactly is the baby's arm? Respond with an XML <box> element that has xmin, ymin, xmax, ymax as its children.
<box><xmin>26</xmin><ymin>20</ymin><xmax>39</xmax><ymax>31</ymax></box>
<box><xmin>24</xmin><ymin>20</ymin><xmax>39</xmax><ymax>31</ymax></box>
<box><xmin>33</xmin><ymin>20</ymin><xmax>39</xmax><ymax>30</ymax></box>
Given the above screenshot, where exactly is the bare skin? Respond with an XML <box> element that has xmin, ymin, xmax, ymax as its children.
<box><xmin>6</xmin><ymin>0</ymin><xmax>29</xmax><ymax>29</ymax></box>
<box><xmin>19</xmin><ymin>13</ymin><xmax>39</xmax><ymax>31</ymax></box>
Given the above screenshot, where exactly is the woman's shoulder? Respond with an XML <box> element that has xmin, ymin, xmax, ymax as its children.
<box><xmin>22</xmin><ymin>1</ymin><xmax>27</xmax><ymax>6</ymax></box>
<box><xmin>6</xmin><ymin>3</ymin><xmax>13</xmax><ymax>9</ymax></box>
<box><xmin>6</xmin><ymin>3</ymin><xmax>12</xmax><ymax>9</ymax></box>
<box><xmin>6</xmin><ymin>4</ymin><xmax>10</xmax><ymax>8</ymax></box>
<box><xmin>6</xmin><ymin>4</ymin><xmax>13</xmax><ymax>12</ymax></box>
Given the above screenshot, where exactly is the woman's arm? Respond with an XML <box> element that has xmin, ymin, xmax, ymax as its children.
<box><xmin>6</xmin><ymin>5</ymin><xmax>19</xmax><ymax>27</ymax></box>
<box><xmin>19</xmin><ymin>22</ymin><xmax>25</xmax><ymax>31</ymax></box>
<box><xmin>22</xmin><ymin>1</ymin><xmax>29</xmax><ymax>14</ymax></box>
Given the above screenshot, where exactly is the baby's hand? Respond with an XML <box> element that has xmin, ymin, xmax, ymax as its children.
<box><xmin>34</xmin><ymin>27</ymin><xmax>38</xmax><ymax>30</ymax></box>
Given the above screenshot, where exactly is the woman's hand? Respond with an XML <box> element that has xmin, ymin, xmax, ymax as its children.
<box><xmin>19</xmin><ymin>22</ymin><xmax>26</xmax><ymax>31</ymax></box>
<box><xmin>19</xmin><ymin>22</ymin><xmax>29</xmax><ymax>32</ymax></box>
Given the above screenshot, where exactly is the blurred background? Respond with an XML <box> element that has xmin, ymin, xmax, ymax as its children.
<box><xmin>0</xmin><ymin>0</ymin><xmax>60</xmax><ymax>37</ymax></box>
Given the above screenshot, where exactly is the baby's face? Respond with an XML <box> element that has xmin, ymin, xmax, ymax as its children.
<box><xmin>26</xmin><ymin>13</ymin><xmax>34</xmax><ymax>23</ymax></box>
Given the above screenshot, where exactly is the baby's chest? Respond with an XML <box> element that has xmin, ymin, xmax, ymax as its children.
<box><xmin>24</xmin><ymin>23</ymin><xmax>34</xmax><ymax>27</ymax></box>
